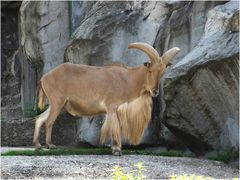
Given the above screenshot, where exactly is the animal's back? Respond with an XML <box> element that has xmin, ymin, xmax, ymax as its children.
<box><xmin>41</xmin><ymin>63</ymin><xmax>132</xmax><ymax>107</ymax></box>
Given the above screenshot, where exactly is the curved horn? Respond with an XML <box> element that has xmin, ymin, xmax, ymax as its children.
<box><xmin>162</xmin><ymin>47</ymin><xmax>180</xmax><ymax>65</ymax></box>
<box><xmin>128</xmin><ymin>42</ymin><xmax>160</xmax><ymax>63</ymax></box>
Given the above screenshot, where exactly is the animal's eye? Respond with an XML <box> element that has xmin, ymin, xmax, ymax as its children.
<box><xmin>144</xmin><ymin>62</ymin><xmax>151</xmax><ymax>67</ymax></box>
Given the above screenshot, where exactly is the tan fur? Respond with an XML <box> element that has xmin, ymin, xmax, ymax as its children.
<box><xmin>100</xmin><ymin>94</ymin><xmax>152</xmax><ymax>145</ymax></box>
<box><xmin>38</xmin><ymin>83</ymin><xmax>46</xmax><ymax>111</ymax></box>
<box><xmin>117</xmin><ymin>93</ymin><xmax>152</xmax><ymax>145</ymax></box>
<box><xmin>33</xmin><ymin>106</ymin><xmax>50</xmax><ymax>145</ymax></box>
<box><xmin>100</xmin><ymin>113</ymin><xmax>121</xmax><ymax>146</ymax></box>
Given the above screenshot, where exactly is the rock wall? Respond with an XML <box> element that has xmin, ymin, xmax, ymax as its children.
<box><xmin>19</xmin><ymin>1</ymin><xmax>70</xmax><ymax>110</ymax></box>
<box><xmin>20</xmin><ymin>1</ymin><xmax>69</xmax><ymax>72</ymax></box>
<box><xmin>1</xmin><ymin>1</ymin><xmax>76</xmax><ymax>146</ymax></box>
<box><xmin>1</xmin><ymin>1</ymin><xmax>239</xmax><ymax>155</ymax></box>
<box><xmin>1</xmin><ymin>114</ymin><xmax>77</xmax><ymax>146</ymax></box>
<box><xmin>1</xmin><ymin>2</ymin><xmax>22</xmax><ymax>120</ymax></box>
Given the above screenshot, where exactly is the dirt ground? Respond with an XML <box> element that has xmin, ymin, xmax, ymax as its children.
<box><xmin>1</xmin><ymin>147</ymin><xmax>239</xmax><ymax>179</ymax></box>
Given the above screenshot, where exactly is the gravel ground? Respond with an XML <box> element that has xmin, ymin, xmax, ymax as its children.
<box><xmin>1</xmin><ymin>147</ymin><xmax>239</xmax><ymax>180</ymax></box>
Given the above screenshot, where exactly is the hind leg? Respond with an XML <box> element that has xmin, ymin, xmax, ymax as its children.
<box><xmin>45</xmin><ymin>106</ymin><xmax>62</xmax><ymax>149</ymax></box>
<box><xmin>33</xmin><ymin>107</ymin><xmax>51</xmax><ymax>149</ymax></box>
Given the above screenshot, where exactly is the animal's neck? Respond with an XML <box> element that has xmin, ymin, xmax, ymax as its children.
<box><xmin>128</xmin><ymin>65</ymin><xmax>148</xmax><ymax>97</ymax></box>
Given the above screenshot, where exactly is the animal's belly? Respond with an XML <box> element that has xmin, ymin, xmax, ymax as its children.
<box><xmin>64</xmin><ymin>99</ymin><xmax>106</xmax><ymax>117</ymax></box>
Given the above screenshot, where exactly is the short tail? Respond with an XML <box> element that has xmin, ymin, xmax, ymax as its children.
<box><xmin>38</xmin><ymin>82</ymin><xmax>46</xmax><ymax>111</ymax></box>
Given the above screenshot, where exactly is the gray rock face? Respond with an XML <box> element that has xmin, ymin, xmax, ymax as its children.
<box><xmin>154</xmin><ymin>1</ymin><xmax>226</xmax><ymax>150</ymax></box>
<box><xmin>163</xmin><ymin>1</ymin><xmax>239</xmax><ymax>154</ymax></box>
<box><xmin>65</xmin><ymin>1</ymin><xmax>168</xmax><ymax>146</ymax></box>
<box><xmin>76</xmin><ymin>116</ymin><xmax>104</xmax><ymax>146</ymax></box>
<box><xmin>20</xmin><ymin>1</ymin><xmax>69</xmax><ymax>73</ymax></box>
<box><xmin>19</xmin><ymin>1</ymin><xmax>69</xmax><ymax>109</ymax></box>
<box><xmin>65</xmin><ymin>1</ymin><xmax>167</xmax><ymax>66</ymax></box>
<box><xmin>1</xmin><ymin>4</ymin><xmax>22</xmax><ymax>120</ymax></box>
<box><xmin>1</xmin><ymin>114</ymin><xmax>77</xmax><ymax>147</ymax></box>
<box><xmin>1</xmin><ymin>1</ymin><xmax>75</xmax><ymax>147</ymax></box>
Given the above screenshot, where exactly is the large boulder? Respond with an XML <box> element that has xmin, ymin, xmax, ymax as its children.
<box><xmin>154</xmin><ymin>1</ymin><xmax>225</xmax><ymax>63</ymax></box>
<box><xmin>163</xmin><ymin>1</ymin><xmax>239</xmax><ymax>154</ymax></box>
<box><xmin>154</xmin><ymin>1</ymin><xmax>225</xmax><ymax>149</ymax></box>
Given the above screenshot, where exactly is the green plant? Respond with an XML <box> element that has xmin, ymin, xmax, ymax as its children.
<box><xmin>23</xmin><ymin>104</ymin><xmax>49</xmax><ymax>118</ymax></box>
<box><xmin>0</xmin><ymin>116</ymin><xmax>6</xmax><ymax>122</ymax></box>
<box><xmin>1</xmin><ymin>148</ymin><xmax>195</xmax><ymax>157</ymax></box>
<box><xmin>1</xmin><ymin>147</ymin><xmax>112</xmax><ymax>156</ymax></box>
<box><xmin>23</xmin><ymin>107</ymin><xmax>39</xmax><ymax>118</ymax></box>
<box><xmin>207</xmin><ymin>149</ymin><xmax>238</xmax><ymax>163</ymax></box>
<box><xmin>156</xmin><ymin>150</ymin><xmax>195</xmax><ymax>157</ymax></box>
<box><xmin>112</xmin><ymin>162</ymin><xmax>145</xmax><ymax>180</ymax></box>
<box><xmin>133</xmin><ymin>162</ymin><xmax>146</xmax><ymax>179</ymax></box>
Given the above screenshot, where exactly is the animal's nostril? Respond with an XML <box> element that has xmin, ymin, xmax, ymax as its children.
<box><xmin>153</xmin><ymin>90</ymin><xmax>159</xmax><ymax>95</ymax></box>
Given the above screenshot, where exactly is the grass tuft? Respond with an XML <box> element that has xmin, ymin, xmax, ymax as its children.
<box><xmin>207</xmin><ymin>149</ymin><xmax>238</xmax><ymax>163</ymax></box>
<box><xmin>1</xmin><ymin>147</ymin><xmax>195</xmax><ymax>158</ymax></box>
<box><xmin>2</xmin><ymin>148</ymin><xmax>111</xmax><ymax>156</ymax></box>
<box><xmin>23</xmin><ymin>104</ymin><xmax>49</xmax><ymax>118</ymax></box>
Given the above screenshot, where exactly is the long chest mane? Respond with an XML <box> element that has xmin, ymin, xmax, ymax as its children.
<box><xmin>117</xmin><ymin>94</ymin><xmax>152</xmax><ymax>145</ymax></box>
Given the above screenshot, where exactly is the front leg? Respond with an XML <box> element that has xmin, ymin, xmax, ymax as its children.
<box><xmin>100</xmin><ymin>109</ymin><xmax>122</xmax><ymax>156</ymax></box>
<box><xmin>112</xmin><ymin>141</ymin><xmax>122</xmax><ymax>156</ymax></box>
<box><xmin>109</xmin><ymin>112</ymin><xmax>122</xmax><ymax>156</ymax></box>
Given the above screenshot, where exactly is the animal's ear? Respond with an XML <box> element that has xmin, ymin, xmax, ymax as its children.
<box><xmin>144</xmin><ymin>62</ymin><xmax>151</xmax><ymax>68</ymax></box>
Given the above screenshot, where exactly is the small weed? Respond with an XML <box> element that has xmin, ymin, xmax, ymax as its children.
<box><xmin>157</xmin><ymin>150</ymin><xmax>195</xmax><ymax>157</ymax></box>
<box><xmin>0</xmin><ymin>116</ymin><xmax>6</xmax><ymax>122</ymax></box>
<box><xmin>112</xmin><ymin>162</ymin><xmax>145</xmax><ymax>180</ymax></box>
<box><xmin>23</xmin><ymin>107</ymin><xmax>39</xmax><ymax>118</ymax></box>
<box><xmin>23</xmin><ymin>104</ymin><xmax>49</xmax><ymax>118</ymax></box>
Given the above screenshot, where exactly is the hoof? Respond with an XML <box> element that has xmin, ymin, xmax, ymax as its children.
<box><xmin>46</xmin><ymin>144</ymin><xmax>57</xmax><ymax>149</ymax></box>
<box><xmin>35</xmin><ymin>143</ymin><xmax>42</xmax><ymax>150</ymax></box>
<box><xmin>112</xmin><ymin>150</ymin><xmax>122</xmax><ymax>156</ymax></box>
